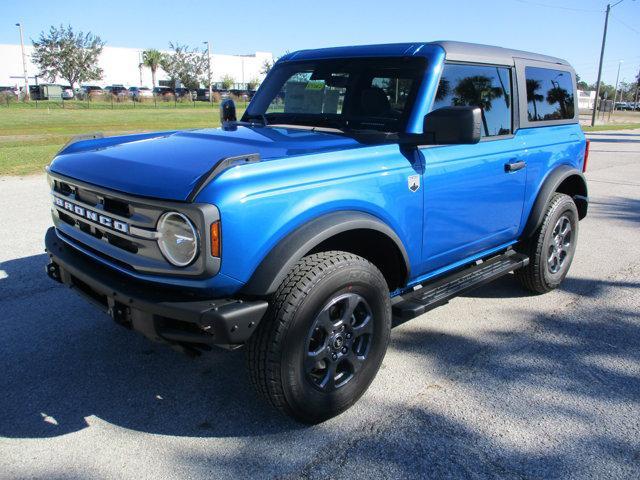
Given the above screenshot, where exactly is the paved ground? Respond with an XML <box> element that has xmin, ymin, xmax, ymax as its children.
<box><xmin>1</xmin><ymin>131</ymin><xmax>639</xmax><ymax>479</ymax></box>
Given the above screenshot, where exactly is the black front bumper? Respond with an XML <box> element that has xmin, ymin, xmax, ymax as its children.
<box><xmin>45</xmin><ymin>227</ymin><xmax>268</xmax><ymax>349</ymax></box>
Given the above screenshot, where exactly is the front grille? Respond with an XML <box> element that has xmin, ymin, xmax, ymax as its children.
<box><xmin>48</xmin><ymin>171</ymin><xmax>220</xmax><ymax>278</ymax></box>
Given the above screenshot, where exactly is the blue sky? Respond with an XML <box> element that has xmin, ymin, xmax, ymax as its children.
<box><xmin>2</xmin><ymin>0</ymin><xmax>639</xmax><ymax>85</ymax></box>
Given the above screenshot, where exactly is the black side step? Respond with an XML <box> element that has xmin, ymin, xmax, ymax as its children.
<box><xmin>392</xmin><ymin>251</ymin><xmax>529</xmax><ymax>321</ymax></box>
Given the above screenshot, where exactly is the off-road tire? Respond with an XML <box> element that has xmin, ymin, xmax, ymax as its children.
<box><xmin>246</xmin><ymin>251</ymin><xmax>391</xmax><ymax>424</ymax></box>
<box><xmin>515</xmin><ymin>193</ymin><xmax>579</xmax><ymax>293</ymax></box>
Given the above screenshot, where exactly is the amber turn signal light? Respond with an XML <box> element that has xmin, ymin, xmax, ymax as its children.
<box><xmin>210</xmin><ymin>221</ymin><xmax>220</xmax><ymax>257</ymax></box>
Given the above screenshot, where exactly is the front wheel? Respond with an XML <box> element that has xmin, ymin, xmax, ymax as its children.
<box><xmin>246</xmin><ymin>251</ymin><xmax>391</xmax><ymax>424</ymax></box>
<box><xmin>515</xmin><ymin>193</ymin><xmax>579</xmax><ymax>293</ymax></box>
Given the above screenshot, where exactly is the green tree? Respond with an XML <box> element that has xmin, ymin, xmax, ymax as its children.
<box><xmin>31</xmin><ymin>25</ymin><xmax>104</xmax><ymax>92</ymax></box>
<box><xmin>221</xmin><ymin>74</ymin><xmax>235</xmax><ymax>90</ymax></box>
<box><xmin>159</xmin><ymin>43</ymin><xmax>207</xmax><ymax>90</ymax></box>
<box><xmin>526</xmin><ymin>79</ymin><xmax>544</xmax><ymax>120</ymax></box>
<box><xmin>142</xmin><ymin>49</ymin><xmax>162</xmax><ymax>87</ymax></box>
<box><xmin>452</xmin><ymin>75</ymin><xmax>503</xmax><ymax>136</ymax></box>
<box><xmin>591</xmin><ymin>82</ymin><xmax>616</xmax><ymax>100</ymax></box>
<box><xmin>261</xmin><ymin>59</ymin><xmax>274</xmax><ymax>75</ymax></box>
<box><xmin>247</xmin><ymin>77</ymin><xmax>260</xmax><ymax>91</ymax></box>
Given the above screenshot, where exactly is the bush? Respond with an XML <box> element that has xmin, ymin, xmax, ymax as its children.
<box><xmin>212</xmin><ymin>91</ymin><xmax>221</xmax><ymax>103</ymax></box>
<box><xmin>221</xmin><ymin>74</ymin><xmax>235</xmax><ymax>90</ymax></box>
<box><xmin>0</xmin><ymin>92</ymin><xmax>17</xmax><ymax>105</ymax></box>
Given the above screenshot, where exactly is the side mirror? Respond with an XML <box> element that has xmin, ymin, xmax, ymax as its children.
<box><xmin>422</xmin><ymin>106</ymin><xmax>482</xmax><ymax>144</ymax></box>
<box><xmin>220</xmin><ymin>98</ymin><xmax>237</xmax><ymax>124</ymax></box>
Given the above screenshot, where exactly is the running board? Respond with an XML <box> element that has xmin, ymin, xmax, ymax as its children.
<box><xmin>392</xmin><ymin>251</ymin><xmax>529</xmax><ymax>321</ymax></box>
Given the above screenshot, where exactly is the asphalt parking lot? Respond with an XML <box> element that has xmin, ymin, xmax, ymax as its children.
<box><xmin>1</xmin><ymin>130</ymin><xmax>639</xmax><ymax>479</ymax></box>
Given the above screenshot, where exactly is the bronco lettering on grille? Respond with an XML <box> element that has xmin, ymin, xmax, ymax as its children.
<box><xmin>53</xmin><ymin>196</ymin><xmax>129</xmax><ymax>234</ymax></box>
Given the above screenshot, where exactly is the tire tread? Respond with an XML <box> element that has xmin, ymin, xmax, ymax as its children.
<box><xmin>245</xmin><ymin>251</ymin><xmax>385</xmax><ymax>419</ymax></box>
<box><xmin>515</xmin><ymin>192</ymin><xmax>576</xmax><ymax>293</ymax></box>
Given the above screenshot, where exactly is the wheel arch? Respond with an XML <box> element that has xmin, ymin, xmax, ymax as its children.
<box><xmin>241</xmin><ymin>211</ymin><xmax>411</xmax><ymax>297</ymax></box>
<box><xmin>521</xmin><ymin>165</ymin><xmax>588</xmax><ymax>240</ymax></box>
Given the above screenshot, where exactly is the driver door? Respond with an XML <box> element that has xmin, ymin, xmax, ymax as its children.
<box><xmin>421</xmin><ymin>63</ymin><xmax>526</xmax><ymax>272</ymax></box>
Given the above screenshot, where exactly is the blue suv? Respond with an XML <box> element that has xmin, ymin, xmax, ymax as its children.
<box><xmin>45</xmin><ymin>41</ymin><xmax>589</xmax><ymax>423</ymax></box>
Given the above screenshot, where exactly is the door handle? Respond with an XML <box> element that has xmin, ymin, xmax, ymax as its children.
<box><xmin>505</xmin><ymin>160</ymin><xmax>526</xmax><ymax>172</ymax></box>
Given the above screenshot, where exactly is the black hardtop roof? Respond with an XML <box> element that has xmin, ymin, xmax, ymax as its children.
<box><xmin>431</xmin><ymin>41</ymin><xmax>570</xmax><ymax>66</ymax></box>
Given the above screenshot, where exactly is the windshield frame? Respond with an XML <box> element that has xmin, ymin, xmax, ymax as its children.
<box><xmin>243</xmin><ymin>56</ymin><xmax>427</xmax><ymax>135</ymax></box>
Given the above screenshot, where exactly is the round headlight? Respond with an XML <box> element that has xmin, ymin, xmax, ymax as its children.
<box><xmin>157</xmin><ymin>212</ymin><xmax>198</xmax><ymax>267</ymax></box>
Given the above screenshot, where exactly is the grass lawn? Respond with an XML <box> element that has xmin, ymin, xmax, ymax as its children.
<box><xmin>0</xmin><ymin>104</ymin><xmax>245</xmax><ymax>175</ymax></box>
<box><xmin>1</xmin><ymin>102</ymin><xmax>638</xmax><ymax>176</ymax></box>
<box><xmin>582</xmin><ymin>123</ymin><xmax>640</xmax><ymax>132</ymax></box>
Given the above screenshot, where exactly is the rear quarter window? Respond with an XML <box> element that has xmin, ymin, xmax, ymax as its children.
<box><xmin>525</xmin><ymin>67</ymin><xmax>575</xmax><ymax>121</ymax></box>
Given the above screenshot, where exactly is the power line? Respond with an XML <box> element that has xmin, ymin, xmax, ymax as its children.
<box><xmin>611</xmin><ymin>16</ymin><xmax>640</xmax><ymax>35</ymax></box>
<box><xmin>513</xmin><ymin>0</ymin><xmax>601</xmax><ymax>13</ymax></box>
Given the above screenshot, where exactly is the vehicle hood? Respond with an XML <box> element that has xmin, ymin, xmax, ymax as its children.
<box><xmin>49</xmin><ymin>125</ymin><xmax>364</xmax><ymax>201</ymax></box>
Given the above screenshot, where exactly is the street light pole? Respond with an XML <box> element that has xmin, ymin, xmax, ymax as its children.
<box><xmin>611</xmin><ymin>60</ymin><xmax>623</xmax><ymax>118</ymax></box>
<box><xmin>204</xmin><ymin>41</ymin><xmax>212</xmax><ymax>103</ymax></box>
<box><xmin>15</xmin><ymin>22</ymin><xmax>29</xmax><ymax>101</ymax></box>
<box><xmin>138</xmin><ymin>51</ymin><xmax>143</xmax><ymax>87</ymax></box>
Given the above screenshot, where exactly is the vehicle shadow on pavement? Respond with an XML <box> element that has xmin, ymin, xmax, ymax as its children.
<box><xmin>384</xmin><ymin>294</ymin><xmax>640</xmax><ymax>478</ymax></box>
<box><xmin>0</xmin><ymin>254</ymin><xmax>303</xmax><ymax>440</ymax></box>
<box><xmin>589</xmin><ymin>197</ymin><xmax>640</xmax><ymax>226</ymax></box>
<box><xmin>464</xmin><ymin>271</ymin><xmax>640</xmax><ymax>300</ymax></box>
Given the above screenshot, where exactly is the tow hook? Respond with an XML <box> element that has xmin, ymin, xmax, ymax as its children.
<box><xmin>46</xmin><ymin>262</ymin><xmax>61</xmax><ymax>283</ymax></box>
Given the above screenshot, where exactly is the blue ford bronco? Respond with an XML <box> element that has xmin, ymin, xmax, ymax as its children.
<box><xmin>45</xmin><ymin>41</ymin><xmax>589</xmax><ymax>423</ymax></box>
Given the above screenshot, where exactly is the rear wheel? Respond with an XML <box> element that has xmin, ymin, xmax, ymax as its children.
<box><xmin>515</xmin><ymin>193</ymin><xmax>579</xmax><ymax>293</ymax></box>
<box><xmin>246</xmin><ymin>251</ymin><xmax>391</xmax><ymax>424</ymax></box>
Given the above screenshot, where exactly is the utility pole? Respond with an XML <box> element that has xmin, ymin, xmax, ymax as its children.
<box><xmin>204</xmin><ymin>41</ymin><xmax>212</xmax><ymax>103</ymax></box>
<box><xmin>591</xmin><ymin>4</ymin><xmax>611</xmax><ymax>126</ymax></box>
<box><xmin>15</xmin><ymin>22</ymin><xmax>29</xmax><ymax>101</ymax></box>
<box><xmin>609</xmin><ymin>60</ymin><xmax>623</xmax><ymax>120</ymax></box>
<box><xmin>591</xmin><ymin>1</ymin><xmax>628</xmax><ymax>126</ymax></box>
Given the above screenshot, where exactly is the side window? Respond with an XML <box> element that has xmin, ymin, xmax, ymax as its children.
<box><xmin>433</xmin><ymin>64</ymin><xmax>512</xmax><ymax>137</ymax></box>
<box><xmin>525</xmin><ymin>67</ymin><xmax>575</xmax><ymax>121</ymax></box>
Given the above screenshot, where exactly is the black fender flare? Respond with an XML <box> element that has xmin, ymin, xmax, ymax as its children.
<box><xmin>521</xmin><ymin>165</ymin><xmax>588</xmax><ymax>240</ymax></box>
<box><xmin>241</xmin><ymin>211</ymin><xmax>411</xmax><ymax>297</ymax></box>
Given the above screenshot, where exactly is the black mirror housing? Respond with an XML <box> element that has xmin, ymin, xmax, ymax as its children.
<box><xmin>422</xmin><ymin>106</ymin><xmax>482</xmax><ymax>145</ymax></box>
<box><xmin>220</xmin><ymin>98</ymin><xmax>237</xmax><ymax>124</ymax></box>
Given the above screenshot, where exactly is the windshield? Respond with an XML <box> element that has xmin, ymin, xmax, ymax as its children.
<box><xmin>245</xmin><ymin>57</ymin><xmax>425</xmax><ymax>133</ymax></box>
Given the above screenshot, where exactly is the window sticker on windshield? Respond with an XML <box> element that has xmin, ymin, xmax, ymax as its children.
<box><xmin>305</xmin><ymin>80</ymin><xmax>325</xmax><ymax>90</ymax></box>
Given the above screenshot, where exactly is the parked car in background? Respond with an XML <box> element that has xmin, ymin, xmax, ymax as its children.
<box><xmin>615</xmin><ymin>101</ymin><xmax>632</xmax><ymax>111</ymax></box>
<box><xmin>0</xmin><ymin>86</ymin><xmax>19</xmax><ymax>99</ymax></box>
<box><xmin>61</xmin><ymin>87</ymin><xmax>74</xmax><ymax>100</ymax></box>
<box><xmin>230</xmin><ymin>89</ymin><xmax>250</xmax><ymax>100</ymax></box>
<box><xmin>174</xmin><ymin>87</ymin><xmax>193</xmax><ymax>100</ymax></box>
<box><xmin>129</xmin><ymin>86</ymin><xmax>153</xmax><ymax>101</ymax></box>
<box><xmin>80</xmin><ymin>85</ymin><xmax>104</xmax><ymax>100</ymax></box>
<box><xmin>195</xmin><ymin>88</ymin><xmax>210</xmax><ymax>101</ymax></box>
<box><xmin>153</xmin><ymin>86</ymin><xmax>174</xmax><ymax>98</ymax></box>
<box><xmin>104</xmin><ymin>85</ymin><xmax>129</xmax><ymax>98</ymax></box>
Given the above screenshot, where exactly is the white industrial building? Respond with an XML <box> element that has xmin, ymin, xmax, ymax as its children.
<box><xmin>577</xmin><ymin>89</ymin><xmax>596</xmax><ymax>110</ymax></box>
<box><xmin>0</xmin><ymin>43</ymin><xmax>273</xmax><ymax>90</ymax></box>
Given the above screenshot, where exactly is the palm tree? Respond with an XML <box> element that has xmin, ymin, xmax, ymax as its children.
<box><xmin>526</xmin><ymin>79</ymin><xmax>543</xmax><ymax>121</ymax></box>
<box><xmin>452</xmin><ymin>75</ymin><xmax>503</xmax><ymax>136</ymax></box>
<box><xmin>142</xmin><ymin>49</ymin><xmax>162</xmax><ymax>87</ymax></box>
<box><xmin>547</xmin><ymin>86</ymin><xmax>572</xmax><ymax>119</ymax></box>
